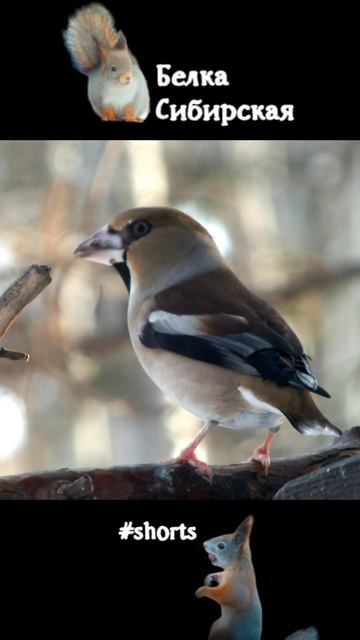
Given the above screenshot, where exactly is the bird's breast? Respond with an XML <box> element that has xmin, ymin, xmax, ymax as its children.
<box><xmin>131</xmin><ymin>325</ymin><xmax>236</xmax><ymax>422</ymax></box>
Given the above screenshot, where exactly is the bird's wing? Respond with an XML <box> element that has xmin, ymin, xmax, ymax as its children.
<box><xmin>139</xmin><ymin>267</ymin><xmax>330</xmax><ymax>397</ymax></box>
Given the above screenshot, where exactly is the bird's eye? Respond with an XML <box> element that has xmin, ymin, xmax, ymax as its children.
<box><xmin>132</xmin><ymin>220</ymin><xmax>152</xmax><ymax>238</ymax></box>
<box><xmin>218</xmin><ymin>542</ymin><xmax>225</xmax><ymax>550</ymax></box>
<box><xmin>111</xmin><ymin>65</ymin><xmax>117</xmax><ymax>72</ymax></box>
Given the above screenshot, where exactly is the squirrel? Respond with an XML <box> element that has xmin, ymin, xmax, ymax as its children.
<box><xmin>196</xmin><ymin>515</ymin><xmax>263</xmax><ymax>640</ymax></box>
<box><xmin>285</xmin><ymin>629</ymin><xmax>319</xmax><ymax>640</ymax></box>
<box><xmin>197</xmin><ymin>516</ymin><xmax>319</xmax><ymax>640</ymax></box>
<box><xmin>63</xmin><ymin>3</ymin><xmax>150</xmax><ymax>122</ymax></box>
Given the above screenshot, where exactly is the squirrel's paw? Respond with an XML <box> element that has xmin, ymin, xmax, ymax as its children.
<box><xmin>101</xmin><ymin>106</ymin><xmax>118</xmax><ymax>121</ymax></box>
<box><xmin>122</xmin><ymin>105</ymin><xmax>144</xmax><ymax>123</ymax></box>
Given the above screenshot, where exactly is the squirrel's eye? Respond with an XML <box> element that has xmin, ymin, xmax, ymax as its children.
<box><xmin>218</xmin><ymin>542</ymin><xmax>225</xmax><ymax>550</ymax></box>
<box><xmin>132</xmin><ymin>220</ymin><xmax>152</xmax><ymax>238</ymax></box>
<box><xmin>111</xmin><ymin>66</ymin><xmax>117</xmax><ymax>72</ymax></box>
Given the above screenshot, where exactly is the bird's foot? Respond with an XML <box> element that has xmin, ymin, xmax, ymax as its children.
<box><xmin>162</xmin><ymin>448</ymin><xmax>213</xmax><ymax>481</ymax></box>
<box><xmin>245</xmin><ymin>446</ymin><xmax>271</xmax><ymax>475</ymax></box>
<box><xmin>245</xmin><ymin>431</ymin><xmax>276</xmax><ymax>475</ymax></box>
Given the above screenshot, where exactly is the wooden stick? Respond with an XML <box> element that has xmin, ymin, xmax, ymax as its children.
<box><xmin>0</xmin><ymin>347</ymin><xmax>30</xmax><ymax>362</ymax></box>
<box><xmin>0</xmin><ymin>264</ymin><xmax>52</xmax><ymax>338</ymax></box>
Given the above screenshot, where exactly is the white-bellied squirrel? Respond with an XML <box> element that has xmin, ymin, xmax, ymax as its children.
<box><xmin>63</xmin><ymin>3</ymin><xmax>150</xmax><ymax>122</ymax></box>
<box><xmin>197</xmin><ymin>516</ymin><xmax>319</xmax><ymax>640</ymax></box>
<box><xmin>196</xmin><ymin>515</ymin><xmax>262</xmax><ymax>640</ymax></box>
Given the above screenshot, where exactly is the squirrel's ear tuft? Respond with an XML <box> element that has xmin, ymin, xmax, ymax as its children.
<box><xmin>116</xmin><ymin>30</ymin><xmax>128</xmax><ymax>50</ymax></box>
<box><xmin>233</xmin><ymin>515</ymin><xmax>254</xmax><ymax>543</ymax></box>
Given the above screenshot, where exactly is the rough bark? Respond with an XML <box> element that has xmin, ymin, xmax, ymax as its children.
<box><xmin>0</xmin><ymin>264</ymin><xmax>51</xmax><ymax>360</ymax></box>
<box><xmin>0</xmin><ymin>427</ymin><xmax>359</xmax><ymax>500</ymax></box>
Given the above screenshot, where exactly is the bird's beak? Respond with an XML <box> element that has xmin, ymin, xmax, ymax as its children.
<box><xmin>73</xmin><ymin>225</ymin><xmax>125</xmax><ymax>265</ymax></box>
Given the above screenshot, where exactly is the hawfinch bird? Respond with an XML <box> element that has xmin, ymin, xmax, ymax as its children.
<box><xmin>74</xmin><ymin>207</ymin><xmax>341</xmax><ymax>474</ymax></box>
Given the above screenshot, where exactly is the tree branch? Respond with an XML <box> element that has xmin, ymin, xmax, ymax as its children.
<box><xmin>0</xmin><ymin>427</ymin><xmax>359</xmax><ymax>500</ymax></box>
<box><xmin>268</xmin><ymin>261</ymin><xmax>360</xmax><ymax>300</ymax></box>
<box><xmin>0</xmin><ymin>264</ymin><xmax>51</xmax><ymax>360</ymax></box>
<box><xmin>0</xmin><ymin>347</ymin><xmax>30</xmax><ymax>362</ymax></box>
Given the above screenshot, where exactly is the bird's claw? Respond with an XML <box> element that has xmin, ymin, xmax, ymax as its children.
<box><xmin>162</xmin><ymin>450</ymin><xmax>214</xmax><ymax>481</ymax></box>
<box><xmin>245</xmin><ymin>448</ymin><xmax>271</xmax><ymax>476</ymax></box>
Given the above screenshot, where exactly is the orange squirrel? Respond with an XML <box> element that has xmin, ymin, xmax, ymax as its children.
<box><xmin>63</xmin><ymin>3</ymin><xmax>150</xmax><ymax>122</ymax></box>
<box><xmin>196</xmin><ymin>515</ymin><xmax>262</xmax><ymax>640</ymax></box>
<box><xmin>196</xmin><ymin>516</ymin><xmax>319</xmax><ymax>640</ymax></box>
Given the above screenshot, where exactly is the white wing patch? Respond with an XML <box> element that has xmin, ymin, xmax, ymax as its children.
<box><xmin>238</xmin><ymin>386</ymin><xmax>283</xmax><ymax>416</ymax></box>
<box><xmin>148</xmin><ymin>311</ymin><xmax>249</xmax><ymax>336</ymax></box>
<box><xmin>148</xmin><ymin>311</ymin><xmax>202</xmax><ymax>335</ymax></box>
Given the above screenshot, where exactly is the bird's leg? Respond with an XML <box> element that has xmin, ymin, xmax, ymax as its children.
<box><xmin>247</xmin><ymin>430</ymin><xmax>278</xmax><ymax>475</ymax></box>
<box><xmin>164</xmin><ymin>421</ymin><xmax>215</xmax><ymax>479</ymax></box>
<box><xmin>177</xmin><ymin>422</ymin><xmax>211</xmax><ymax>461</ymax></box>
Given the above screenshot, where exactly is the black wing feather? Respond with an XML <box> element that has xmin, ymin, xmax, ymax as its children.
<box><xmin>140</xmin><ymin>321</ymin><xmax>330</xmax><ymax>397</ymax></box>
<box><xmin>140</xmin><ymin>323</ymin><xmax>258</xmax><ymax>377</ymax></box>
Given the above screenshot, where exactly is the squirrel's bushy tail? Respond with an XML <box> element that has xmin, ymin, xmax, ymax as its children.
<box><xmin>285</xmin><ymin>627</ymin><xmax>319</xmax><ymax>640</ymax></box>
<box><xmin>64</xmin><ymin>3</ymin><xmax>121</xmax><ymax>74</ymax></box>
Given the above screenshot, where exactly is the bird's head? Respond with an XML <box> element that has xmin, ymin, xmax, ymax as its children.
<box><xmin>74</xmin><ymin>207</ymin><xmax>223</xmax><ymax>294</ymax></box>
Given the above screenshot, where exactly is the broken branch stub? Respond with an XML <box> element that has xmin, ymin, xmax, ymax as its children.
<box><xmin>0</xmin><ymin>264</ymin><xmax>52</xmax><ymax>361</ymax></box>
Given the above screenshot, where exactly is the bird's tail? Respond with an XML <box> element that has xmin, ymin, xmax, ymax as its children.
<box><xmin>283</xmin><ymin>392</ymin><xmax>342</xmax><ymax>437</ymax></box>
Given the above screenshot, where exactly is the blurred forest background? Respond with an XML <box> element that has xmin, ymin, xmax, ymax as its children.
<box><xmin>0</xmin><ymin>140</ymin><xmax>359</xmax><ymax>476</ymax></box>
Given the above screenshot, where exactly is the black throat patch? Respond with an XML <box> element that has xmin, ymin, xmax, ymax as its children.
<box><xmin>113</xmin><ymin>262</ymin><xmax>131</xmax><ymax>292</ymax></box>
